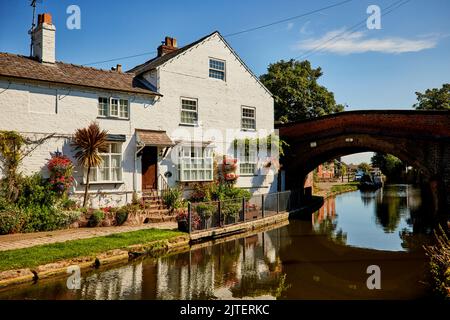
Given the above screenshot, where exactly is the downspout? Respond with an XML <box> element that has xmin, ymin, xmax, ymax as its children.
<box><xmin>134</xmin><ymin>142</ymin><xmax>145</xmax><ymax>193</ymax></box>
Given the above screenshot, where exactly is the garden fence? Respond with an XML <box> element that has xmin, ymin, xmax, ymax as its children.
<box><xmin>187</xmin><ymin>189</ymin><xmax>303</xmax><ymax>233</ymax></box>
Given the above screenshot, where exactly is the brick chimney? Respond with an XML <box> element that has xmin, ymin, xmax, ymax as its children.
<box><xmin>32</xmin><ymin>13</ymin><xmax>56</xmax><ymax>64</ymax></box>
<box><xmin>111</xmin><ymin>64</ymin><xmax>122</xmax><ymax>72</ymax></box>
<box><xmin>157</xmin><ymin>36</ymin><xmax>178</xmax><ymax>57</ymax></box>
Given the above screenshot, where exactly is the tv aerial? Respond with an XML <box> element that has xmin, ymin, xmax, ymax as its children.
<box><xmin>28</xmin><ymin>0</ymin><xmax>43</xmax><ymax>56</ymax></box>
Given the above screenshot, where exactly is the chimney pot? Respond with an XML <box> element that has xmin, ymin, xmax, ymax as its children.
<box><xmin>116</xmin><ymin>64</ymin><xmax>122</xmax><ymax>72</ymax></box>
<box><xmin>41</xmin><ymin>13</ymin><xmax>52</xmax><ymax>25</ymax></box>
<box><xmin>157</xmin><ymin>36</ymin><xmax>178</xmax><ymax>57</ymax></box>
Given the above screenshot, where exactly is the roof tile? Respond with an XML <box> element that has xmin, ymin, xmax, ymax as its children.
<box><xmin>0</xmin><ymin>52</ymin><xmax>160</xmax><ymax>96</ymax></box>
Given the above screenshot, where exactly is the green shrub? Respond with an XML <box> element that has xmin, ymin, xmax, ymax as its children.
<box><xmin>209</xmin><ymin>183</ymin><xmax>251</xmax><ymax>202</ymax></box>
<box><xmin>224</xmin><ymin>186</ymin><xmax>251</xmax><ymax>200</ymax></box>
<box><xmin>59</xmin><ymin>197</ymin><xmax>78</xmax><ymax>210</ymax></box>
<box><xmin>22</xmin><ymin>205</ymin><xmax>71</xmax><ymax>232</ymax></box>
<box><xmin>56</xmin><ymin>210</ymin><xmax>81</xmax><ymax>228</ymax></box>
<box><xmin>0</xmin><ymin>206</ymin><xmax>28</xmax><ymax>235</ymax></box>
<box><xmin>0</xmin><ymin>196</ymin><xmax>9</xmax><ymax>211</ymax></box>
<box><xmin>195</xmin><ymin>202</ymin><xmax>216</xmax><ymax>219</ymax></box>
<box><xmin>115</xmin><ymin>207</ymin><xmax>129</xmax><ymax>226</ymax></box>
<box><xmin>89</xmin><ymin>209</ymin><xmax>105</xmax><ymax>227</ymax></box>
<box><xmin>221</xmin><ymin>200</ymin><xmax>241</xmax><ymax>219</ymax></box>
<box><xmin>163</xmin><ymin>187</ymin><xmax>185</xmax><ymax>212</ymax></box>
<box><xmin>16</xmin><ymin>173</ymin><xmax>56</xmax><ymax>209</ymax></box>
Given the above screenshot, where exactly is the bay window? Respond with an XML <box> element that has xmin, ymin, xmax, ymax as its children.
<box><xmin>178</xmin><ymin>146</ymin><xmax>213</xmax><ymax>182</ymax></box>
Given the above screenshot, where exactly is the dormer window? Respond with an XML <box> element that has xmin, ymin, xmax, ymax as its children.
<box><xmin>209</xmin><ymin>58</ymin><xmax>225</xmax><ymax>81</ymax></box>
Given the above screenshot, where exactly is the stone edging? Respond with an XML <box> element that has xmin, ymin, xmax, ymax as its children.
<box><xmin>0</xmin><ymin>235</ymin><xmax>190</xmax><ymax>289</ymax></box>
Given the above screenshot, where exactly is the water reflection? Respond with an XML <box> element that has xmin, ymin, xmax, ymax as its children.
<box><xmin>311</xmin><ymin>184</ymin><xmax>433</xmax><ymax>252</ymax></box>
<box><xmin>0</xmin><ymin>185</ymin><xmax>432</xmax><ymax>300</ymax></box>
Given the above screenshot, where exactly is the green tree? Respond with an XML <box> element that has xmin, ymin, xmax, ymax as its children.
<box><xmin>371</xmin><ymin>152</ymin><xmax>403</xmax><ymax>180</ymax></box>
<box><xmin>413</xmin><ymin>83</ymin><xmax>450</xmax><ymax>110</ymax></box>
<box><xmin>357</xmin><ymin>162</ymin><xmax>371</xmax><ymax>173</ymax></box>
<box><xmin>71</xmin><ymin>122</ymin><xmax>108</xmax><ymax>207</ymax></box>
<box><xmin>259</xmin><ymin>59</ymin><xmax>345</xmax><ymax>123</ymax></box>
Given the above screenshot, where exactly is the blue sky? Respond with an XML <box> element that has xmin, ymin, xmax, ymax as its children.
<box><xmin>0</xmin><ymin>0</ymin><xmax>449</xmax><ymax>163</ymax></box>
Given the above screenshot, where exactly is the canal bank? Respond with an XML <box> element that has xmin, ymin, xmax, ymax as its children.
<box><xmin>0</xmin><ymin>185</ymin><xmax>434</xmax><ymax>300</ymax></box>
<box><xmin>0</xmin><ymin>193</ymin><xmax>324</xmax><ymax>289</ymax></box>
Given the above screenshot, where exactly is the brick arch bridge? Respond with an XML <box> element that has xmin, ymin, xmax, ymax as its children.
<box><xmin>277</xmin><ymin>110</ymin><xmax>450</xmax><ymax>213</ymax></box>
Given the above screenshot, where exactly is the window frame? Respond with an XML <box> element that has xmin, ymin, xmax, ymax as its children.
<box><xmin>98</xmin><ymin>97</ymin><xmax>109</xmax><ymax>117</ymax></box>
<box><xmin>180</xmin><ymin>97</ymin><xmax>199</xmax><ymax>126</ymax></box>
<box><xmin>241</xmin><ymin>106</ymin><xmax>256</xmax><ymax>131</ymax></box>
<box><xmin>97</xmin><ymin>97</ymin><xmax>130</xmax><ymax>120</ymax></box>
<box><xmin>234</xmin><ymin>142</ymin><xmax>258</xmax><ymax>176</ymax></box>
<box><xmin>208</xmin><ymin>57</ymin><xmax>226</xmax><ymax>81</ymax></box>
<box><xmin>88</xmin><ymin>142</ymin><xmax>123</xmax><ymax>184</ymax></box>
<box><xmin>177</xmin><ymin>145</ymin><xmax>214</xmax><ymax>182</ymax></box>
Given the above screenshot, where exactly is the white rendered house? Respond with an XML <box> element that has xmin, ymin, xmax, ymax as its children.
<box><xmin>0</xmin><ymin>13</ymin><xmax>277</xmax><ymax>207</ymax></box>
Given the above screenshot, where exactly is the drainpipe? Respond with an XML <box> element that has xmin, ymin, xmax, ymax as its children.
<box><xmin>134</xmin><ymin>144</ymin><xmax>145</xmax><ymax>193</ymax></box>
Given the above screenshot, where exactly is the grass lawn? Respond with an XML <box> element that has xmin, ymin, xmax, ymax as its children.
<box><xmin>330</xmin><ymin>182</ymin><xmax>359</xmax><ymax>195</ymax></box>
<box><xmin>0</xmin><ymin>228</ymin><xmax>184</xmax><ymax>272</ymax></box>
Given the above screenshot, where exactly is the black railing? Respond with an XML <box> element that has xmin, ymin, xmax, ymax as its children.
<box><xmin>158</xmin><ymin>174</ymin><xmax>170</xmax><ymax>199</ymax></box>
<box><xmin>187</xmin><ymin>189</ymin><xmax>303</xmax><ymax>233</ymax></box>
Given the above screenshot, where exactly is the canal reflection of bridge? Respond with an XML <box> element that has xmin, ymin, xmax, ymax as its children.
<box><xmin>0</xmin><ymin>187</ymin><xmax>430</xmax><ymax>300</ymax></box>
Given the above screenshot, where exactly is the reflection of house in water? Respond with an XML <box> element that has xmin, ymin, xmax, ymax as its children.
<box><xmin>154</xmin><ymin>232</ymin><xmax>286</xmax><ymax>299</ymax></box>
<box><xmin>312</xmin><ymin>197</ymin><xmax>336</xmax><ymax>225</ymax></box>
<box><xmin>311</xmin><ymin>197</ymin><xmax>347</xmax><ymax>245</ymax></box>
<box><xmin>80</xmin><ymin>263</ymin><xmax>143</xmax><ymax>300</ymax></box>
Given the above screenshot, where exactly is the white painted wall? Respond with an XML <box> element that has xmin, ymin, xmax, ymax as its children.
<box><xmin>0</xmin><ymin>33</ymin><xmax>276</xmax><ymax>205</ymax></box>
<box><xmin>148</xmin><ymin>33</ymin><xmax>276</xmax><ymax>194</ymax></box>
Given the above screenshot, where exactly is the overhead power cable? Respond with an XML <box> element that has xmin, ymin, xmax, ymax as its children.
<box><xmin>81</xmin><ymin>0</ymin><xmax>354</xmax><ymax>66</ymax></box>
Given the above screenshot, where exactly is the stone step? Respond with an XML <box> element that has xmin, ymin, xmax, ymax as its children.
<box><xmin>146</xmin><ymin>216</ymin><xmax>176</xmax><ymax>223</ymax></box>
<box><xmin>145</xmin><ymin>209</ymin><xmax>170</xmax><ymax>215</ymax></box>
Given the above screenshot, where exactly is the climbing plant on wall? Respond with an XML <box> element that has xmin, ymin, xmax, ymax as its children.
<box><xmin>0</xmin><ymin>131</ymin><xmax>54</xmax><ymax>202</ymax></box>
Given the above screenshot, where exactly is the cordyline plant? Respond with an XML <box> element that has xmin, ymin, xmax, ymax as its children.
<box><xmin>71</xmin><ymin>122</ymin><xmax>108</xmax><ymax>207</ymax></box>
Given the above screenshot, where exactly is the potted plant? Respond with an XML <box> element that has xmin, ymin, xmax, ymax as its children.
<box><xmin>221</xmin><ymin>201</ymin><xmax>241</xmax><ymax>225</ymax></box>
<box><xmin>195</xmin><ymin>202</ymin><xmax>216</xmax><ymax>229</ymax></box>
<box><xmin>175</xmin><ymin>209</ymin><xmax>189</xmax><ymax>232</ymax></box>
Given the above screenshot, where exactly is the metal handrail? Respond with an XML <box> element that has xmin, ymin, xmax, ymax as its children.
<box><xmin>158</xmin><ymin>174</ymin><xmax>170</xmax><ymax>199</ymax></box>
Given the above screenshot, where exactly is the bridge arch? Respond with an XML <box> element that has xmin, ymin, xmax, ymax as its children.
<box><xmin>278</xmin><ymin>110</ymin><xmax>450</xmax><ymax>213</ymax></box>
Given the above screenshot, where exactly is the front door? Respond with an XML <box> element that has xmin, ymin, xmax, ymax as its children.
<box><xmin>142</xmin><ymin>146</ymin><xmax>158</xmax><ymax>190</ymax></box>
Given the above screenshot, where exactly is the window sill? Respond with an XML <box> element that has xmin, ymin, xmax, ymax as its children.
<box><xmin>179</xmin><ymin>123</ymin><xmax>198</xmax><ymax>127</ymax></box>
<box><xmin>178</xmin><ymin>179</ymin><xmax>214</xmax><ymax>183</ymax></box>
<box><xmin>97</xmin><ymin>116</ymin><xmax>130</xmax><ymax>121</ymax></box>
<box><xmin>209</xmin><ymin>77</ymin><xmax>226</xmax><ymax>82</ymax></box>
<box><xmin>241</xmin><ymin>128</ymin><xmax>256</xmax><ymax>132</ymax></box>
<box><xmin>81</xmin><ymin>181</ymin><xmax>124</xmax><ymax>185</ymax></box>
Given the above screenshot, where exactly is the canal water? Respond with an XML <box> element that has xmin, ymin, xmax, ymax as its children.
<box><xmin>0</xmin><ymin>184</ymin><xmax>435</xmax><ymax>300</ymax></box>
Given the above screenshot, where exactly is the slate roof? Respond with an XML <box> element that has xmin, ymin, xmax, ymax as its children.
<box><xmin>0</xmin><ymin>52</ymin><xmax>160</xmax><ymax>96</ymax></box>
<box><xmin>127</xmin><ymin>31</ymin><xmax>217</xmax><ymax>75</ymax></box>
